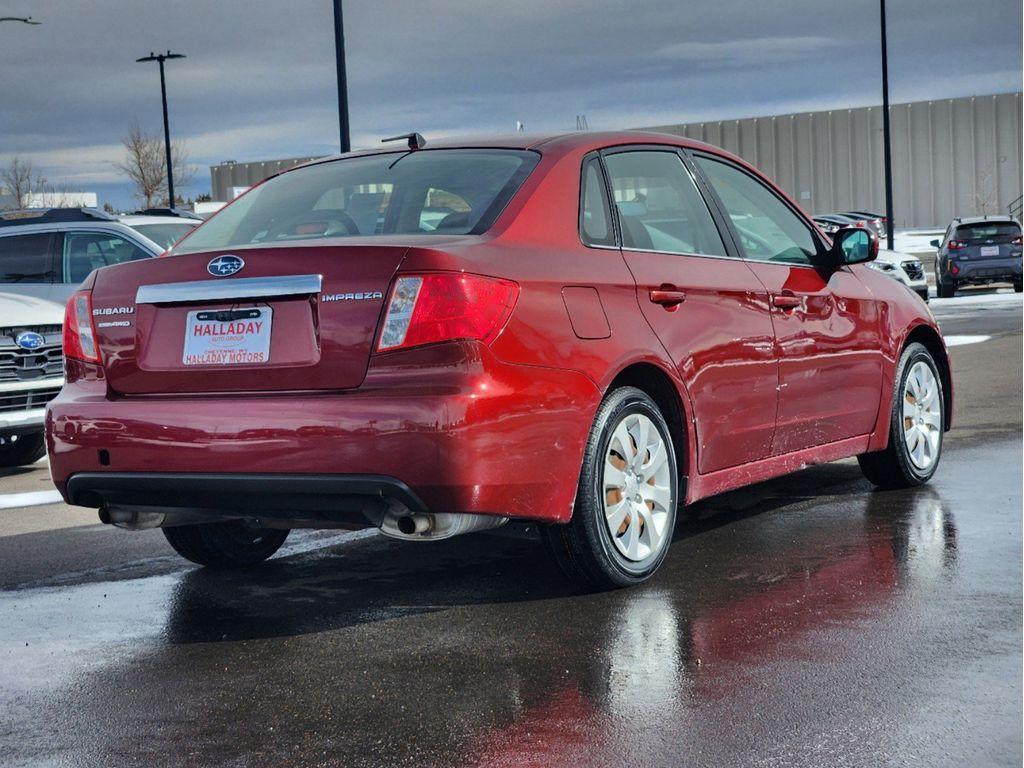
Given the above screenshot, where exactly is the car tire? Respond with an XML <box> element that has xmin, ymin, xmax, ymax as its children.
<box><xmin>1014</xmin><ymin>280</ymin><xmax>1022</xmax><ymax>293</ymax></box>
<box><xmin>936</xmin><ymin>279</ymin><xmax>955</xmax><ymax>298</ymax></box>
<box><xmin>858</xmin><ymin>342</ymin><xmax>944</xmax><ymax>489</ymax></box>
<box><xmin>162</xmin><ymin>521</ymin><xmax>290</xmax><ymax>568</ymax></box>
<box><xmin>916</xmin><ymin>288</ymin><xmax>930</xmax><ymax>303</ymax></box>
<box><xmin>0</xmin><ymin>433</ymin><xmax>46</xmax><ymax>468</ymax></box>
<box><xmin>542</xmin><ymin>386</ymin><xmax>678</xmax><ymax>590</ymax></box>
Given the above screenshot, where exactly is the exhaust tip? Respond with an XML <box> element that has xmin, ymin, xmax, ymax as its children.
<box><xmin>397</xmin><ymin>515</ymin><xmax>417</xmax><ymax>535</ymax></box>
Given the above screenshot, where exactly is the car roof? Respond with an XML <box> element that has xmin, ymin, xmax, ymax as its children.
<box><xmin>286</xmin><ymin>131</ymin><xmax>744</xmax><ymax>173</ymax></box>
<box><xmin>954</xmin><ymin>215</ymin><xmax>1019</xmax><ymax>226</ymax></box>
<box><xmin>0</xmin><ymin>219</ymin><xmax>164</xmax><ymax>253</ymax></box>
<box><xmin>119</xmin><ymin>215</ymin><xmax>200</xmax><ymax>227</ymax></box>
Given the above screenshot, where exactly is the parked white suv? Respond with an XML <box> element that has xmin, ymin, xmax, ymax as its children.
<box><xmin>0</xmin><ymin>292</ymin><xmax>65</xmax><ymax>466</ymax></box>
<box><xmin>868</xmin><ymin>248</ymin><xmax>929</xmax><ymax>302</ymax></box>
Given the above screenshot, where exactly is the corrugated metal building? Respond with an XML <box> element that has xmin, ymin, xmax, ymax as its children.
<box><xmin>210</xmin><ymin>156</ymin><xmax>321</xmax><ymax>203</ymax></box>
<box><xmin>646</xmin><ymin>92</ymin><xmax>1022</xmax><ymax>229</ymax></box>
<box><xmin>208</xmin><ymin>92</ymin><xmax>1022</xmax><ymax>229</ymax></box>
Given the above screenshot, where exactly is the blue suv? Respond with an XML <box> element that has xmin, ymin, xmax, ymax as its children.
<box><xmin>932</xmin><ymin>216</ymin><xmax>1022</xmax><ymax>298</ymax></box>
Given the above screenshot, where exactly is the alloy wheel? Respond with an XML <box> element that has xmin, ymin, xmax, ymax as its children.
<box><xmin>602</xmin><ymin>413</ymin><xmax>673</xmax><ymax>562</ymax></box>
<box><xmin>902</xmin><ymin>360</ymin><xmax>942</xmax><ymax>471</ymax></box>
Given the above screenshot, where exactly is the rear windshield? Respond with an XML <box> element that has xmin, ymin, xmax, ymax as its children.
<box><xmin>955</xmin><ymin>221</ymin><xmax>1020</xmax><ymax>241</ymax></box>
<box><xmin>174</xmin><ymin>149</ymin><xmax>539</xmax><ymax>253</ymax></box>
<box><xmin>128</xmin><ymin>222</ymin><xmax>197</xmax><ymax>250</ymax></box>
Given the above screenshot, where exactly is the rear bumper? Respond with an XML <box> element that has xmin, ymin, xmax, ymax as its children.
<box><xmin>67</xmin><ymin>472</ymin><xmax>423</xmax><ymax>528</ymax></box>
<box><xmin>947</xmin><ymin>258</ymin><xmax>1021</xmax><ymax>284</ymax></box>
<box><xmin>46</xmin><ymin>341</ymin><xmax>600</xmax><ymax>524</ymax></box>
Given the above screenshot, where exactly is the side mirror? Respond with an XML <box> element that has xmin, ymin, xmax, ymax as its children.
<box><xmin>831</xmin><ymin>227</ymin><xmax>877</xmax><ymax>266</ymax></box>
<box><xmin>930</xmin><ymin>239</ymin><xmax>941</xmax><ymax>248</ymax></box>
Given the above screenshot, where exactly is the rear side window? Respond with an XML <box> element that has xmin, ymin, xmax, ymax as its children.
<box><xmin>580</xmin><ymin>157</ymin><xmax>615</xmax><ymax>247</ymax></box>
<box><xmin>127</xmin><ymin>222</ymin><xmax>197</xmax><ymax>250</ymax></box>
<box><xmin>954</xmin><ymin>222</ymin><xmax>1021</xmax><ymax>242</ymax></box>
<box><xmin>62</xmin><ymin>232</ymin><xmax>151</xmax><ymax>284</ymax></box>
<box><xmin>175</xmin><ymin>149</ymin><xmax>540</xmax><ymax>253</ymax></box>
<box><xmin>603</xmin><ymin>150</ymin><xmax>727</xmax><ymax>257</ymax></box>
<box><xmin>696</xmin><ymin>156</ymin><xmax>818</xmax><ymax>265</ymax></box>
<box><xmin>0</xmin><ymin>233</ymin><xmax>54</xmax><ymax>283</ymax></box>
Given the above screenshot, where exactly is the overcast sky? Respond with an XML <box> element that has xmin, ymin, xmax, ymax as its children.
<box><xmin>1</xmin><ymin>0</ymin><xmax>1020</xmax><ymax>209</ymax></box>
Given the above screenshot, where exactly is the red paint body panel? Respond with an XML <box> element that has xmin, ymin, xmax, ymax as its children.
<box><xmin>561</xmin><ymin>286</ymin><xmax>611</xmax><ymax>339</ymax></box>
<box><xmin>743</xmin><ymin>262</ymin><xmax>884</xmax><ymax>453</ymax></box>
<box><xmin>46</xmin><ymin>131</ymin><xmax>951</xmax><ymax>523</ymax></box>
<box><xmin>48</xmin><ymin>341</ymin><xmax>599</xmax><ymax>522</ymax></box>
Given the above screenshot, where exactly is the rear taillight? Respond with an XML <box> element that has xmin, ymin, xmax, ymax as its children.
<box><xmin>947</xmin><ymin>240</ymin><xmax>964</xmax><ymax>250</ymax></box>
<box><xmin>377</xmin><ymin>273</ymin><xmax>519</xmax><ymax>352</ymax></box>
<box><xmin>63</xmin><ymin>290</ymin><xmax>100</xmax><ymax>363</ymax></box>
<box><xmin>1012</xmin><ymin>236</ymin><xmax>1022</xmax><ymax>246</ymax></box>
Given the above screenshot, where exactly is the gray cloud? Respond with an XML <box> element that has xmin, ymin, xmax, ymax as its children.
<box><xmin>0</xmin><ymin>0</ymin><xmax>1019</xmax><ymax>208</ymax></box>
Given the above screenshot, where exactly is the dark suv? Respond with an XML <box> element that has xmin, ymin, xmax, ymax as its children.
<box><xmin>932</xmin><ymin>216</ymin><xmax>1022</xmax><ymax>298</ymax></box>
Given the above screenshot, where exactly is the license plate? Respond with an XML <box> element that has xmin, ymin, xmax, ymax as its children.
<box><xmin>981</xmin><ymin>245</ymin><xmax>1000</xmax><ymax>256</ymax></box>
<box><xmin>182</xmin><ymin>307</ymin><xmax>272</xmax><ymax>366</ymax></box>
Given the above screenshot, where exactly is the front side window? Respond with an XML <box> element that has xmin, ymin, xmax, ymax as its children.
<box><xmin>63</xmin><ymin>232</ymin><xmax>151</xmax><ymax>283</ymax></box>
<box><xmin>0</xmin><ymin>233</ymin><xmax>53</xmax><ymax>283</ymax></box>
<box><xmin>579</xmin><ymin>157</ymin><xmax>614</xmax><ymax>247</ymax></box>
<box><xmin>696</xmin><ymin>156</ymin><xmax>818</xmax><ymax>266</ymax></box>
<box><xmin>603</xmin><ymin>150</ymin><xmax>727</xmax><ymax>257</ymax></box>
<box><xmin>174</xmin><ymin>149</ymin><xmax>540</xmax><ymax>254</ymax></box>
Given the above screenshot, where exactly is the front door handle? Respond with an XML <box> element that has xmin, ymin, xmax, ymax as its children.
<box><xmin>649</xmin><ymin>287</ymin><xmax>687</xmax><ymax>310</ymax></box>
<box><xmin>772</xmin><ymin>293</ymin><xmax>802</xmax><ymax>310</ymax></box>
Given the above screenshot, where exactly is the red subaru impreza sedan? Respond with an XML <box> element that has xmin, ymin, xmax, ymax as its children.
<box><xmin>46</xmin><ymin>132</ymin><xmax>951</xmax><ymax>588</ymax></box>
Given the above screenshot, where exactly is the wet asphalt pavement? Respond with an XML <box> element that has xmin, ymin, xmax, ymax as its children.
<box><xmin>1</xmin><ymin>291</ymin><xmax>1021</xmax><ymax>767</ymax></box>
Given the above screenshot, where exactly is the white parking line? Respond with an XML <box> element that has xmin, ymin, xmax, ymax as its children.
<box><xmin>0</xmin><ymin>490</ymin><xmax>64</xmax><ymax>510</ymax></box>
<box><xmin>944</xmin><ymin>334</ymin><xmax>992</xmax><ymax>347</ymax></box>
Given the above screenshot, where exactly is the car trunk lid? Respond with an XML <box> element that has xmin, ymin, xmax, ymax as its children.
<box><xmin>91</xmin><ymin>244</ymin><xmax>408</xmax><ymax>394</ymax></box>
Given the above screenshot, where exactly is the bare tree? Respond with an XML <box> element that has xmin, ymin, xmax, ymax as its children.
<box><xmin>0</xmin><ymin>156</ymin><xmax>49</xmax><ymax>209</ymax></box>
<box><xmin>973</xmin><ymin>165</ymin><xmax>999</xmax><ymax>216</ymax></box>
<box><xmin>115</xmin><ymin>122</ymin><xmax>195</xmax><ymax>207</ymax></box>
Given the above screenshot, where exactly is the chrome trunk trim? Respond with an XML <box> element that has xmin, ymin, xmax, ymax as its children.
<box><xmin>136</xmin><ymin>274</ymin><xmax>322</xmax><ymax>304</ymax></box>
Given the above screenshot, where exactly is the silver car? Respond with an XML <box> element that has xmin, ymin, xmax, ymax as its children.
<box><xmin>0</xmin><ymin>291</ymin><xmax>65</xmax><ymax>466</ymax></box>
<box><xmin>0</xmin><ymin>208</ymin><xmax>198</xmax><ymax>304</ymax></box>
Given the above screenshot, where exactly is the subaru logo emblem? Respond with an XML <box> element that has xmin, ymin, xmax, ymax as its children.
<box><xmin>207</xmin><ymin>255</ymin><xmax>245</xmax><ymax>277</ymax></box>
<box><xmin>14</xmin><ymin>331</ymin><xmax>44</xmax><ymax>350</ymax></box>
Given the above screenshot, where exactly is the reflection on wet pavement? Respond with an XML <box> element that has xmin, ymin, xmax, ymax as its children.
<box><xmin>1</xmin><ymin>440</ymin><xmax>1019</xmax><ymax>768</ymax></box>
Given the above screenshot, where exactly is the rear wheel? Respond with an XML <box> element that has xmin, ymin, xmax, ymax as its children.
<box><xmin>859</xmin><ymin>342</ymin><xmax>944</xmax><ymax>488</ymax></box>
<box><xmin>1013</xmin><ymin>280</ymin><xmax>1022</xmax><ymax>293</ymax></box>
<box><xmin>162</xmin><ymin>521</ymin><xmax>289</xmax><ymax>568</ymax></box>
<box><xmin>936</xmin><ymin>278</ymin><xmax>955</xmax><ymax>298</ymax></box>
<box><xmin>542</xmin><ymin>387</ymin><xmax>678</xmax><ymax>590</ymax></box>
<box><xmin>0</xmin><ymin>433</ymin><xmax>46</xmax><ymax>468</ymax></box>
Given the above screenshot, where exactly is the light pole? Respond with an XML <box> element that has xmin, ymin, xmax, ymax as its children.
<box><xmin>879</xmin><ymin>0</ymin><xmax>895</xmax><ymax>250</ymax></box>
<box><xmin>332</xmin><ymin>0</ymin><xmax>351</xmax><ymax>153</ymax></box>
<box><xmin>136</xmin><ymin>51</ymin><xmax>186</xmax><ymax>207</ymax></box>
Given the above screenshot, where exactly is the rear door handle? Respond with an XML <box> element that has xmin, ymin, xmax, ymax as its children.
<box><xmin>649</xmin><ymin>288</ymin><xmax>687</xmax><ymax>310</ymax></box>
<box><xmin>772</xmin><ymin>293</ymin><xmax>802</xmax><ymax>310</ymax></box>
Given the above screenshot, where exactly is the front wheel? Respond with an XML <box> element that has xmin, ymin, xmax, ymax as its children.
<box><xmin>163</xmin><ymin>521</ymin><xmax>290</xmax><ymax>568</ymax></box>
<box><xmin>859</xmin><ymin>342</ymin><xmax>944</xmax><ymax>488</ymax></box>
<box><xmin>542</xmin><ymin>387</ymin><xmax>678</xmax><ymax>590</ymax></box>
<box><xmin>0</xmin><ymin>433</ymin><xmax>46</xmax><ymax>468</ymax></box>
